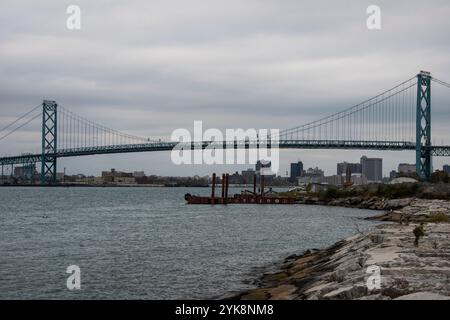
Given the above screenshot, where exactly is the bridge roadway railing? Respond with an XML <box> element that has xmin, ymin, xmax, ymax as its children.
<box><xmin>1</xmin><ymin>140</ymin><xmax>421</xmax><ymax>166</ymax></box>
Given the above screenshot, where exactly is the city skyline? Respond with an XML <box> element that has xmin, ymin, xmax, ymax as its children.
<box><xmin>58</xmin><ymin>153</ymin><xmax>450</xmax><ymax>178</ymax></box>
<box><xmin>6</xmin><ymin>155</ymin><xmax>450</xmax><ymax>182</ymax></box>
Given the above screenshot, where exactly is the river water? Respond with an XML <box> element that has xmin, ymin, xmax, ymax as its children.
<box><xmin>0</xmin><ymin>187</ymin><xmax>381</xmax><ymax>299</ymax></box>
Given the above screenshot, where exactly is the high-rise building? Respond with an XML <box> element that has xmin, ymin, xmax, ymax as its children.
<box><xmin>241</xmin><ymin>169</ymin><xmax>255</xmax><ymax>184</ymax></box>
<box><xmin>290</xmin><ymin>161</ymin><xmax>304</xmax><ymax>182</ymax></box>
<box><xmin>360</xmin><ymin>156</ymin><xmax>382</xmax><ymax>182</ymax></box>
<box><xmin>337</xmin><ymin>162</ymin><xmax>362</xmax><ymax>176</ymax></box>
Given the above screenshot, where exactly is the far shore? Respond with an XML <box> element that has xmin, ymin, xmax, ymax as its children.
<box><xmin>0</xmin><ymin>183</ymin><xmax>292</xmax><ymax>188</ymax></box>
<box><xmin>0</xmin><ymin>184</ymin><xmax>213</xmax><ymax>188</ymax></box>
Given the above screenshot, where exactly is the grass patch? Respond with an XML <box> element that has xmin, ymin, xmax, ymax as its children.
<box><xmin>428</xmin><ymin>213</ymin><xmax>450</xmax><ymax>223</ymax></box>
<box><xmin>374</xmin><ymin>183</ymin><xmax>421</xmax><ymax>198</ymax></box>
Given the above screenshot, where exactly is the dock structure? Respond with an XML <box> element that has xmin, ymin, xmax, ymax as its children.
<box><xmin>184</xmin><ymin>173</ymin><xmax>296</xmax><ymax>205</ymax></box>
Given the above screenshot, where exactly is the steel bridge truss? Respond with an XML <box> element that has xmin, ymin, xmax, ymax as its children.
<box><xmin>416</xmin><ymin>72</ymin><xmax>432</xmax><ymax>180</ymax></box>
<box><xmin>40</xmin><ymin>100</ymin><xmax>58</xmax><ymax>184</ymax></box>
<box><xmin>2</xmin><ymin>72</ymin><xmax>450</xmax><ymax>184</ymax></box>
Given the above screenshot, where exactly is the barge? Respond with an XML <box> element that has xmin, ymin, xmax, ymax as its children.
<box><xmin>185</xmin><ymin>173</ymin><xmax>297</xmax><ymax>205</ymax></box>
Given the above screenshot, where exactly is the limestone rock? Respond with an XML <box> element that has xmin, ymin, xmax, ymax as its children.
<box><xmin>233</xmin><ymin>219</ymin><xmax>450</xmax><ymax>300</ymax></box>
<box><xmin>394</xmin><ymin>292</ymin><xmax>450</xmax><ymax>300</ymax></box>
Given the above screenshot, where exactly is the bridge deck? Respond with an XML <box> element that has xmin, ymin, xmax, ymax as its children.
<box><xmin>1</xmin><ymin>140</ymin><xmax>439</xmax><ymax>166</ymax></box>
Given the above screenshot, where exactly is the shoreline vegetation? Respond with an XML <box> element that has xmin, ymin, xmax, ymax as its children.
<box><xmin>228</xmin><ymin>182</ymin><xmax>450</xmax><ymax>300</ymax></box>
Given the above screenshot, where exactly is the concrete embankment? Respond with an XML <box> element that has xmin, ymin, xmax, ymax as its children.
<box><xmin>230</xmin><ymin>198</ymin><xmax>450</xmax><ymax>300</ymax></box>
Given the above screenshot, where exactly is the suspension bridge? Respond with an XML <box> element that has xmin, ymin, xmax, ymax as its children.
<box><xmin>1</xmin><ymin>71</ymin><xmax>450</xmax><ymax>184</ymax></box>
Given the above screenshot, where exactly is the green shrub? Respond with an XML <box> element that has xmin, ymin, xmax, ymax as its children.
<box><xmin>430</xmin><ymin>171</ymin><xmax>450</xmax><ymax>183</ymax></box>
<box><xmin>374</xmin><ymin>183</ymin><xmax>420</xmax><ymax>199</ymax></box>
<box><xmin>305</xmin><ymin>183</ymin><xmax>312</xmax><ymax>192</ymax></box>
<box><xmin>429</xmin><ymin>213</ymin><xmax>450</xmax><ymax>223</ymax></box>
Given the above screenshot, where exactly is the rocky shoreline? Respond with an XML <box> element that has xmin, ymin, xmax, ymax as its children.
<box><xmin>228</xmin><ymin>198</ymin><xmax>450</xmax><ymax>300</ymax></box>
<box><xmin>298</xmin><ymin>195</ymin><xmax>414</xmax><ymax>211</ymax></box>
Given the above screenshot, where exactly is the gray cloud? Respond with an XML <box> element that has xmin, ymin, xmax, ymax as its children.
<box><xmin>1</xmin><ymin>0</ymin><xmax>450</xmax><ymax>176</ymax></box>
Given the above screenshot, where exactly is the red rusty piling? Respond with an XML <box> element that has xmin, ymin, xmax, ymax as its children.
<box><xmin>211</xmin><ymin>173</ymin><xmax>216</xmax><ymax>204</ymax></box>
<box><xmin>260</xmin><ymin>174</ymin><xmax>264</xmax><ymax>196</ymax></box>
<box><xmin>224</xmin><ymin>173</ymin><xmax>229</xmax><ymax>204</ymax></box>
<box><xmin>185</xmin><ymin>171</ymin><xmax>297</xmax><ymax>205</ymax></box>
<box><xmin>221</xmin><ymin>173</ymin><xmax>225</xmax><ymax>200</ymax></box>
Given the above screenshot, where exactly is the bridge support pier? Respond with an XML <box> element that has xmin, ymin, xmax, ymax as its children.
<box><xmin>416</xmin><ymin>72</ymin><xmax>432</xmax><ymax>181</ymax></box>
<box><xmin>40</xmin><ymin>100</ymin><xmax>58</xmax><ymax>185</ymax></box>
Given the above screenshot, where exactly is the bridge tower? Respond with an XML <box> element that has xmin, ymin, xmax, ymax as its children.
<box><xmin>416</xmin><ymin>71</ymin><xmax>432</xmax><ymax>181</ymax></box>
<box><xmin>41</xmin><ymin>100</ymin><xmax>58</xmax><ymax>184</ymax></box>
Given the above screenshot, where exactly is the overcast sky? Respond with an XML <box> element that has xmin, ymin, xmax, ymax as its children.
<box><xmin>1</xmin><ymin>0</ymin><xmax>450</xmax><ymax>177</ymax></box>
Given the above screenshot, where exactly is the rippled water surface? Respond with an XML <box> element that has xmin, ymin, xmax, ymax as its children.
<box><xmin>0</xmin><ymin>187</ymin><xmax>381</xmax><ymax>299</ymax></box>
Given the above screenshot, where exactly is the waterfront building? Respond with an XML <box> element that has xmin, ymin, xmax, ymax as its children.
<box><xmin>360</xmin><ymin>156</ymin><xmax>382</xmax><ymax>182</ymax></box>
<box><xmin>321</xmin><ymin>175</ymin><xmax>343</xmax><ymax>186</ymax></box>
<box><xmin>390</xmin><ymin>170</ymin><xmax>398</xmax><ymax>180</ymax></box>
<box><xmin>309</xmin><ymin>183</ymin><xmax>331</xmax><ymax>193</ymax></box>
<box><xmin>75</xmin><ymin>176</ymin><xmax>97</xmax><ymax>184</ymax></box>
<box><xmin>337</xmin><ymin>162</ymin><xmax>362</xmax><ymax>176</ymax></box>
<box><xmin>56</xmin><ymin>172</ymin><xmax>65</xmax><ymax>182</ymax></box>
<box><xmin>133</xmin><ymin>171</ymin><xmax>145</xmax><ymax>178</ymax></box>
<box><xmin>298</xmin><ymin>173</ymin><xmax>366</xmax><ymax>187</ymax></box>
<box><xmin>101</xmin><ymin>168</ymin><xmax>136</xmax><ymax>185</ymax></box>
<box><xmin>398</xmin><ymin>163</ymin><xmax>416</xmax><ymax>174</ymax></box>
<box><xmin>290</xmin><ymin>161</ymin><xmax>304</xmax><ymax>183</ymax></box>
<box><xmin>350</xmin><ymin>174</ymin><xmax>368</xmax><ymax>185</ymax></box>
<box><xmin>305</xmin><ymin>167</ymin><xmax>324</xmax><ymax>177</ymax></box>
<box><xmin>228</xmin><ymin>171</ymin><xmax>243</xmax><ymax>185</ymax></box>
<box><xmin>241</xmin><ymin>169</ymin><xmax>256</xmax><ymax>184</ymax></box>
<box><xmin>298</xmin><ymin>167</ymin><xmax>325</xmax><ymax>185</ymax></box>
<box><xmin>13</xmin><ymin>164</ymin><xmax>36</xmax><ymax>180</ymax></box>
